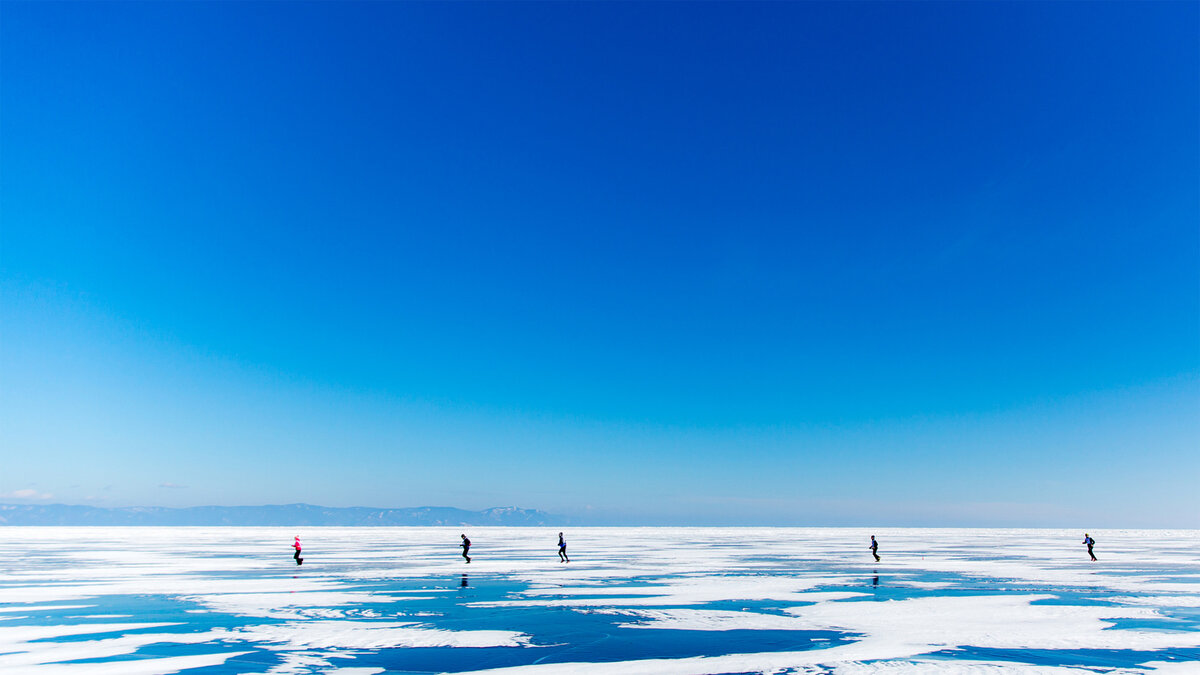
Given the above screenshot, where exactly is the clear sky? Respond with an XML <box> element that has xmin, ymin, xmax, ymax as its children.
<box><xmin>2</xmin><ymin>1</ymin><xmax>1197</xmax><ymax>526</ymax></box>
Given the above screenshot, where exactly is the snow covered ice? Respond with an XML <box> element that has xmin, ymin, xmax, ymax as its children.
<box><xmin>0</xmin><ymin>527</ymin><xmax>1196</xmax><ymax>673</ymax></box>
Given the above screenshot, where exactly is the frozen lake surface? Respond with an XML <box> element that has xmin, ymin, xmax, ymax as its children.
<box><xmin>0</xmin><ymin>527</ymin><xmax>1197</xmax><ymax>674</ymax></box>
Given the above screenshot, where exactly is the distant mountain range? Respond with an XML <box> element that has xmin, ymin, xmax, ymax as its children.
<box><xmin>0</xmin><ymin>503</ymin><xmax>570</xmax><ymax>526</ymax></box>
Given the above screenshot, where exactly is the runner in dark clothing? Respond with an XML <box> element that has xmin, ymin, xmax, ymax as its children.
<box><xmin>293</xmin><ymin>536</ymin><xmax>304</xmax><ymax>565</ymax></box>
<box><xmin>558</xmin><ymin>532</ymin><xmax>569</xmax><ymax>563</ymax></box>
<box><xmin>461</xmin><ymin>534</ymin><xmax>471</xmax><ymax>563</ymax></box>
<box><xmin>1083</xmin><ymin>533</ymin><xmax>1097</xmax><ymax>561</ymax></box>
<box><xmin>870</xmin><ymin>535</ymin><xmax>880</xmax><ymax>562</ymax></box>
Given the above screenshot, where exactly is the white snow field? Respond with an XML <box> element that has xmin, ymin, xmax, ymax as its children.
<box><xmin>0</xmin><ymin>527</ymin><xmax>1196</xmax><ymax>674</ymax></box>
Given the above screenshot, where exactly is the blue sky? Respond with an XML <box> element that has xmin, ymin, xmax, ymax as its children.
<box><xmin>2</xmin><ymin>1</ymin><xmax>1197</xmax><ymax>526</ymax></box>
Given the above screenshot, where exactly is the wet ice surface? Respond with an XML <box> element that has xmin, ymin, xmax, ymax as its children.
<box><xmin>0</xmin><ymin>528</ymin><xmax>1197</xmax><ymax>674</ymax></box>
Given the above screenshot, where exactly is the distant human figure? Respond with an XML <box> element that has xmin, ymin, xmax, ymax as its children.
<box><xmin>461</xmin><ymin>534</ymin><xmax>471</xmax><ymax>563</ymax></box>
<box><xmin>558</xmin><ymin>532</ymin><xmax>569</xmax><ymax>563</ymax></box>
<box><xmin>1083</xmin><ymin>533</ymin><xmax>1097</xmax><ymax>561</ymax></box>
<box><xmin>870</xmin><ymin>535</ymin><xmax>880</xmax><ymax>562</ymax></box>
<box><xmin>293</xmin><ymin>536</ymin><xmax>303</xmax><ymax>565</ymax></box>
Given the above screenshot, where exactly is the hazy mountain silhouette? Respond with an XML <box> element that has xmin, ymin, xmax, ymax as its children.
<box><xmin>0</xmin><ymin>503</ymin><xmax>569</xmax><ymax>526</ymax></box>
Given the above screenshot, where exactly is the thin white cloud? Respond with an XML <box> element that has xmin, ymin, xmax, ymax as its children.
<box><xmin>159</xmin><ymin>483</ymin><xmax>188</xmax><ymax>489</ymax></box>
<box><xmin>1</xmin><ymin>489</ymin><xmax>54</xmax><ymax>500</ymax></box>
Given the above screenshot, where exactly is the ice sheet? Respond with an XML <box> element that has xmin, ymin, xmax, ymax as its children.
<box><xmin>0</xmin><ymin>526</ymin><xmax>1196</xmax><ymax>673</ymax></box>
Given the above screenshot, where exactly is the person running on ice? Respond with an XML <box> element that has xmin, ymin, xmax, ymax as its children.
<box><xmin>870</xmin><ymin>535</ymin><xmax>880</xmax><ymax>562</ymax></box>
<box><xmin>460</xmin><ymin>534</ymin><xmax>471</xmax><ymax>563</ymax></box>
<box><xmin>558</xmin><ymin>532</ymin><xmax>569</xmax><ymax>563</ymax></box>
<box><xmin>293</xmin><ymin>536</ymin><xmax>304</xmax><ymax>565</ymax></box>
<box><xmin>1082</xmin><ymin>533</ymin><xmax>1097</xmax><ymax>561</ymax></box>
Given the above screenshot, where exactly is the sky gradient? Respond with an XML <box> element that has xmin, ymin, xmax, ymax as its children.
<box><xmin>2</xmin><ymin>1</ymin><xmax>1197</xmax><ymax>526</ymax></box>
